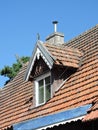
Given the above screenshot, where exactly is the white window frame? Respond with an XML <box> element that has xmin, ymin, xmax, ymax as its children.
<box><xmin>35</xmin><ymin>72</ymin><xmax>51</xmax><ymax>106</ymax></box>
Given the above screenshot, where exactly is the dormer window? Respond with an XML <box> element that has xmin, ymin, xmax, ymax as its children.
<box><xmin>35</xmin><ymin>73</ymin><xmax>51</xmax><ymax>106</ymax></box>
<box><xmin>24</xmin><ymin>40</ymin><xmax>81</xmax><ymax>108</ymax></box>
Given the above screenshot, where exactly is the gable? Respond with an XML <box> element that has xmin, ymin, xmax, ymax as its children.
<box><xmin>24</xmin><ymin>40</ymin><xmax>55</xmax><ymax>81</ymax></box>
<box><xmin>29</xmin><ymin>56</ymin><xmax>50</xmax><ymax>80</ymax></box>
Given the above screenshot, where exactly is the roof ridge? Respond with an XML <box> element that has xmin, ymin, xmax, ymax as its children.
<box><xmin>65</xmin><ymin>24</ymin><xmax>98</xmax><ymax>45</ymax></box>
<box><xmin>45</xmin><ymin>42</ymin><xmax>81</xmax><ymax>53</ymax></box>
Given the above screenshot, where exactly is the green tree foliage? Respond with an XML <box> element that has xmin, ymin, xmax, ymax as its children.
<box><xmin>0</xmin><ymin>56</ymin><xmax>30</xmax><ymax>85</ymax></box>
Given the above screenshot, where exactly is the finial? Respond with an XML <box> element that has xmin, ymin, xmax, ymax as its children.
<box><xmin>37</xmin><ymin>33</ymin><xmax>40</xmax><ymax>40</ymax></box>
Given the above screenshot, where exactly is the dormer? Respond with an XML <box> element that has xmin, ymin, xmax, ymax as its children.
<box><xmin>24</xmin><ymin>41</ymin><xmax>55</xmax><ymax>106</ymax></box>
<box><xmin>24</xmin><ymin>22</ymin><xmax>82</xmax><ymax>107</ymax></box>
<box><xmin>25</xmin><ymin>40</ymin><xmax>55</xmax><ymax>81</ymax></box>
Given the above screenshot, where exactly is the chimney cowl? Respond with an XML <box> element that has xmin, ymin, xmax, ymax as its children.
<box><xmin>52</xmin><ymin>21</ymin><xmax>58</xmax><ymax>32</ymax></box>
<box><xmin>45</xmin><ymin>21</ymin><xmax>64</xmax><ymax>45</ymax></box>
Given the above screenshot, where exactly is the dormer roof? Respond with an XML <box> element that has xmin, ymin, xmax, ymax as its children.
<box><xmin>45</xmin><ymin>43</ymin><xmax>83</xmax><ymax>68</ymax></box>
<box><xmin>25</xmin><ymin>40</ymin><xmax>82</xmax><ymax>81</ymax></box>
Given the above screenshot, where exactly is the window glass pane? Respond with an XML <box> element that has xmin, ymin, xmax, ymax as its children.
<box><xmin>37</xmin><ymin>75</ymin><xmax>51</xmax><ymax>105</ymax></box>
<box><xmin>38</xmin><ymin>80</ymin><xmax>44</xmax><ymax>104</ymax></box>
<box><xmin>39</xmin><ymin>80</ymin><xmax>43</xmax><ymax>87</ymax></box>
<box><xmin>45</xmin><ymin>76</ymin><xmax>50</xmax><ymax>85</ymax></box>
<box><xmin>46</xmin><ymin>84</ymin><xmax>51</xmax><ymax>101</ymax></box>
<box><xmin>45</xmin><ymin>76</ymin><xmax>51</xmax><ymax>101</ymax></box>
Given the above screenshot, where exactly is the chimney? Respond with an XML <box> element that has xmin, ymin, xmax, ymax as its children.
<box><xmin>46</xmin><ymin>21</ymin><xmax>64</xmax><ymax>45</ymax></box>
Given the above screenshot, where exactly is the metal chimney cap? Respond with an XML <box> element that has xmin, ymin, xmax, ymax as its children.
<box><xmin>52</xmin><ymin>21</ymin><xmax>58</xmax><ymax>24</ymax></box>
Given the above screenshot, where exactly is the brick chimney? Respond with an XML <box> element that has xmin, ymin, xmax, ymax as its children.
<box><xmin>45</xmin><ymin>21</ymin><xmax>64</xmax><ymax>45</ymax></box>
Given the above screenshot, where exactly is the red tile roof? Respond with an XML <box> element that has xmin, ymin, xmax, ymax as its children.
<box><xmin>0</xmin><ymin>24</ymin><xmax>98</xmax><ymax>129</ymax></box>
<box><xmin>82</xmin><ymin>97</ymin><xmax>98</xmax><ymax>121</ymax></box>
<box><xmin>45</xmin><ymin>44</ymin><xmax>82</xmax><ymax>68</ymax></box>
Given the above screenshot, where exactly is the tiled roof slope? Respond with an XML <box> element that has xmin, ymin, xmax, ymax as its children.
<box><xmin>0</xmin><ymin>64</ymin><xmax>33</xmax><ymax>129</ymax></box>
<box><xmin>45</xmin><ymin>44</ymin><xmax>82</xmax><ymax>68</ymax></box>
<box><xmin>0</xmin><ymin>25</ymin><xmax>98</xmax><ymax>129</ymax></box>
<box><xmin>64</xmin><ymin>24</ymin><xmax>98</xmax><ymax>121</ymax></box>
<box><xmin>83</xmin><ymin>97</ymin><xmax>98</xmax><ymax>121</ymax></box>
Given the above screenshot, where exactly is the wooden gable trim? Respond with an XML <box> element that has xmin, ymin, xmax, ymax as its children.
<box><xmin>24</xmin><ymin>40</ymin><xmax>55</xmax><ymax>81</ymax></box>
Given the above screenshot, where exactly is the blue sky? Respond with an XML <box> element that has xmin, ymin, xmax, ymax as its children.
<box><xmin>0</xmin><ymin>0</ymin><xmax>98</xmax><ymax>88</ymax></box>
